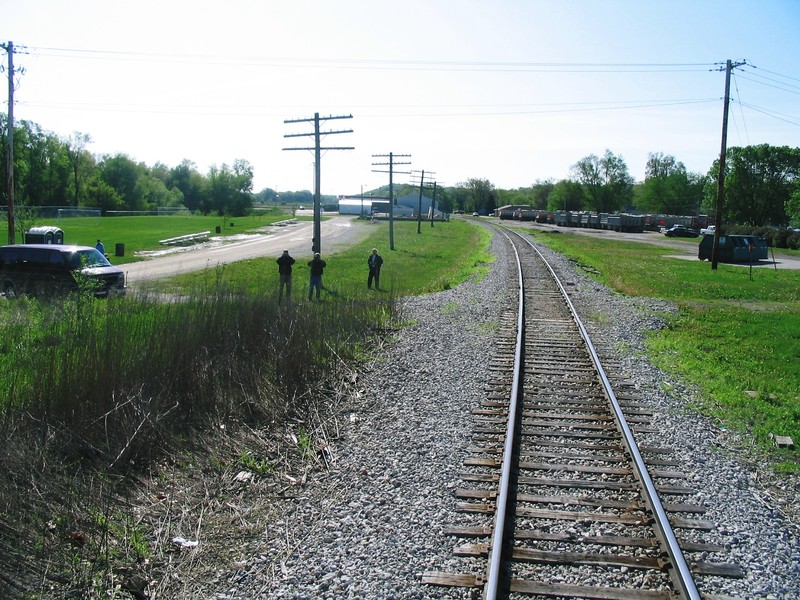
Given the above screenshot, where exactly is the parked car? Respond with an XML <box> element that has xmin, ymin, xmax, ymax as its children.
<box><xmin>664</xmin><ymin>225</ymin><xmax>700</xmax><ymax>238</ymax></box>
<box><xmin>0</xmin><ymin>244</ymin><xmax>126</xmax><ymax>299</ymax></box>
<box><xmin>701</xmin><ymin>225</ymin><xmax>716</xmax><ymax>236</ymax></box>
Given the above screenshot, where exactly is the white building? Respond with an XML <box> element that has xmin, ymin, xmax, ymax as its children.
<box><xmin>338</xmin><ymin>193</ymin><xmax>444</xmax><ymax>218</ymax></box>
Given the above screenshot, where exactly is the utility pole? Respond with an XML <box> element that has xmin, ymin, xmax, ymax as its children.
<box><xmin>2</xmin><ymin>41</ymin><xmax>15</xmax><ymax>244</ymax></box>
<box><xmin>372</xmin><ymin>152</ymin><xmax>410</xmax><ymax>251</ymax></box>
<box><xmin>411</xmin><ymin>170</ymin><xmax>435</xmax><ymax>234</ymax></box>
<box><xmin>430</xmin><ymin>181</ymin><xmax>438</xmax><ymax>228</ymax></box>
<box><xmin>711</xmin><ymin>59</ymin><xmax>746</xmax><ymax>270</ymax></box>
<box><xmin>284</xmin><ymin>113</ymin><xmax>353</xmax><ymax>255</ymax></box>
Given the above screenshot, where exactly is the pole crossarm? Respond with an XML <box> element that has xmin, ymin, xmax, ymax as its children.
<box><xmin>371</xmin><ymin>152</ymin><xmax>411</xmax><ymax>251</ymax></box>
<box><xmin>410</xmin><ymin>169</ymin><xmax>436</xmax><ymax>185</ymax></box>
<box><xmin>284</xmin><ymin>114</ymin><xmax>352</xmax><ymax>124</ymax></box>
<box><xmin>283</xmin><ymin>146</ymin><xmax>355</xmax><ymax>151</ymax></box>
<box><xmin>283</xmin><ymin>112</ymin><xmax>353</xmax><ymax>254</ymax></box>
<box><xmin>284</xmin><ymin>128</ymin><xmax>353</xmax><ymax>139</ymax></box>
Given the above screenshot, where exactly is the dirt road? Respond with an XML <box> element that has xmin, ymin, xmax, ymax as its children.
<box><xmin>122</xmin><ymin>215</ymin><xmax>372</xmax><ymax>286</ymax></box>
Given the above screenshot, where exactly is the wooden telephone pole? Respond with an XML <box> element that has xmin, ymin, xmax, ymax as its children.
<box><xmin>410</xmin><ymin>170</ymin><xmax>435</xmax><ymax>234</ymax></box>
<box><xmin>2</xmin><ymin>41</ymin><xmax>15</xmax><ymax>244</ymax></box>
<box><xmin>372</xmin><ymin>152</ymin><xmax>410</xmax><ymax>251</ymax></box>
<box><xmin>284</xmin><ymin>113</ymin><xmax>353</xmax><ymax>255</ymax></box>
<box><xmin>711</xmin><ymin>59</ymin><xmax>747</xmax><ymax>270</ymax></box>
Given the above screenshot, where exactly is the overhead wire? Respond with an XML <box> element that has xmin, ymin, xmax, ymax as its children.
<box><xmin>730</xmin><ymin>71</ymin><xmax>750</xmax><ymax>145</ymax></box>
<box><xmin>13</xmin><ymin>44</ymin><xmax>722</xmax><ymax>119</ymax></box>
<box><xmin>26</xmin><ymin>45</ymin><xmax>717</xmax><ymax>73</ymax></box>
<box><xmin>19</xmin><ymin>97</ymin><xmax>721</xmax><ymax>120</ymax></box>
<box><xmin>11</xmin><ymin>43</ymin><xmax>800</xmax><ymax>134</ymax></box>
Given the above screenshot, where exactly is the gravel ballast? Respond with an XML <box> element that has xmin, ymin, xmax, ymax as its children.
<box><xmin>212</xmin><ymin>229</ymin><xmax>799</xmax><ymax>600</ymax></box>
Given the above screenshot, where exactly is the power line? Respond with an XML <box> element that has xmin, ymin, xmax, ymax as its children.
<box><xmin>737</xmin><ymin>101</ymin><xmax>800</xmax><ymax>127</ymax></box>
<box><xmin>747</xmin><ymin>64</ymin><xmax>800</xmax><ymax>84</ymax></box>
<box><xmin>24</xmin><ymin>45</ymin><xmax>718</xmax><ymax>73</ymax></box>
<box><xmin>20</xmin><ymin>97</ymin><xmax>722</xmax><ymax>120</ymax></box>
<box><xmin>735</xmin><ymin>73</ymin><xmax>800</xmax><ymax>96</ymax></box>
<box><xmin>731</xmin><ymin>72</ymin><xmax>750</xmax><ymax>145</ymax></box>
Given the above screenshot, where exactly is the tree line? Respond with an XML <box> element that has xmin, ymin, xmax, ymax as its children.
<box><xmin>0</xmin><ymin>117</ymin><xmax>257</xmax><ymax>218</ymax></box>
<box><xmin>452</xmin><ymin>146</ymin><xmax>800</xmax><ymax>228</ymax></box>
<box><xmin>2</xmin><ymin>115</ymin><xmax>799</xmax><ymax>228</ymax></box>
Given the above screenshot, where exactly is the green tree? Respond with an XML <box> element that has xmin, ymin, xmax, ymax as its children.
<box><xmin>497</xmin><ymin>187</ymin><xmax>531</xmax><ymax>207</ymax></box>
<box><xmin>1</xmin><ymin>117</ymin><xmax>73</xmax><ymax>208</ymax></box>
<box><xmin>64</xmin><ymin>132</ymin><xmax>94</xmax><ymax>207</ymax></box>
<box><xmin>571</xmin><ymin>150</ymin><xmax>633</xmax><ymax>213</ymax></box>
<box><xmin>169</xmin><ymin>160</ymin><xmax>207</xmax><ymax>213</ymax></box>
<box><xmin>459</xmin><ymin>178</ymin><xmax>495</xmax><ymax>214</ymax></box>
<box><xmin>705</xmin><ymin>144</ymin><xmax>800</xmax><ymax>226</ymax></box>
<box><xmin>98</xmin><ymin>153</ymin><xmax>146</xmax><ymax>211</ymax></box>
<box><xmin>786</xmin><ymin>185</ymin><xmax>800</xmax><ymax>226</ymax></box>
<box><xmin>547</xmin><ymin>179</ymin><xmax>584</xmax><ymax>211</ymax></box>
<box><xmin>531</xmin><ymin>179</ymin><xmax>555</xmax><ymax>209</ymax></box>
<box><xmin>638</xmin><ymin>152</ymin><xmax>706</xmax><ymax>214</ymax></box>
<box><xmin>205</xmin><ymin>160</ymin><xmax>254</xmax><ymax>216</ymax></box>
<box><xmin>449</xmin><ymin>186</ymin><xmax>468</xmax><ymax>212</ymax></box>
<box><xmin>434</xmin><ymin>186</ymin><xmax>453</xmax><ymax>214</ymax></box>
<box><xmin>86</xmin><ymin>178</ymin><xmax>123</xmax><ymax>213</ymax></box>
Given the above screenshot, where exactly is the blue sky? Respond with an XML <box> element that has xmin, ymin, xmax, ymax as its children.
<box><xmin>3</xmin><ymin>0</ymin><xmax>799</xmax><ymax>195</ymax></box>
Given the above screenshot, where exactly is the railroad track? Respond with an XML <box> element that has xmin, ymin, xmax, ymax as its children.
<box><xmin>423</xmin><ymin>227</ymin><xmax>743</xmax><ymax>599</ymax></box>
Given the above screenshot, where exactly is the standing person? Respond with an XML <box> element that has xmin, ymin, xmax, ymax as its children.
<box><xmin>276</xmin><ymin>249</ymin><xmax>295</xmax><ymax>304</ymax></box>
<box><xmin>307</xmin><ymin>252</ymin><xmax>326</xmax><ymax>301</ymax></box>
<box><xmin>367</xmin><ymin>247</ymin><xmax>383</xmax><ymax>290</ymax></box>
<box><xmin>96</xmin><ymin>239</ymin><xmax>105</xmax><ymax>255</ymax></box>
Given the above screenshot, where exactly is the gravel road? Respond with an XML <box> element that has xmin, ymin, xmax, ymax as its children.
<box><xmin>200</xmin><ymin>228</ymin><xmax>799</xmax><ymax>600</ymax></box>
<box><xmin>123</xmin><ymin>215</ymin><xmax>371</xmax><ymax>285</ymax></box>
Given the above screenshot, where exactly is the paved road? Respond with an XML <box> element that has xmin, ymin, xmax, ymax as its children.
<box><xmin>122</xmin><ymin>215</ymin><xmax>371</xmax><ymax>286</ymax></box>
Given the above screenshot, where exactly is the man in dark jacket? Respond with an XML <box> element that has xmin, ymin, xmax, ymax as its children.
<box><xmin>367</xmin><ymin>247</ymin><xmax>383</xmax><ymax>290</ymax></box>
<box><xmin>307</xmin><ymin>252</ymin><xmax>326</xmax><ymax>300</ymax></box>
<box><xmin>276</xmin><ymin>249</ymin><xmax>295</xmax><ymax>304</ymax></box>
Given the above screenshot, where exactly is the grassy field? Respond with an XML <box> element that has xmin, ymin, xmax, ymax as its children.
<box><xmin>0</xmin><ymin>216</ymin><xmax>492</xmax><ymax>456</ymax></box>
<box><xmin>1</xmin><ymin>209</ymin><xmax>293</xmax><ymax>264</ymax></box>
<box><xmin>527</xmin><ymin>229</ymin><xmax>800</xmax><ymax>471</ymax></box>
<box><xmin>169</xmin><ymin>218</ymin><xmax>493</xmax><ymax>299</ymax></box>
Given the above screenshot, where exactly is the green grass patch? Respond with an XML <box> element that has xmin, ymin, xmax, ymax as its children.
<box><xmin>536</xmin><ymin>233</ymin><xmax>800</xmax><ymax>304</ymax></box>
<box><xmin>1</xmin><ymin>210</ymin><xmax>294</xmax><ymax>264</ymax></box>
<box><xmin>167</xmin><ymin>219</ymin><xmax>493</xmax><ymax>300</ymax></box>
<box><xmin>648</xmin><ymin>307</ymin><xmax>800</xmax><ymax>449</ymax></box>
<box><xmin>531</xmin><ymin>230</ymin><xmax>800</xmax><ymax>470</ymax></box>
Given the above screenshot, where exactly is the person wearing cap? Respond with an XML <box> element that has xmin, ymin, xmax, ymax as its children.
<box><xmin>367</xmin><ymin>247</ymin><xmax>383</xmax><ymax>290</ymax></box>
<box><xmin>307</xmin><ymin>252</ymin><xmax>327</xmax><ymax>301</ymax></box>
<box><xmin>276</xmin><ymin>249</ymin><xmax>295</xmax><ymax>304</ymax></box>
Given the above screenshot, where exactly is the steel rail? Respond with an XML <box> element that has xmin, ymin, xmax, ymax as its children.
<box><xmin>511</xmin><ymin>229</ymin><xmax>701</xmax><ymax>600</ymax></box>
<box><xmin>483</xmin><ymin>229</ymin><xmax>524</xmax><ymax>600</ymax></box>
